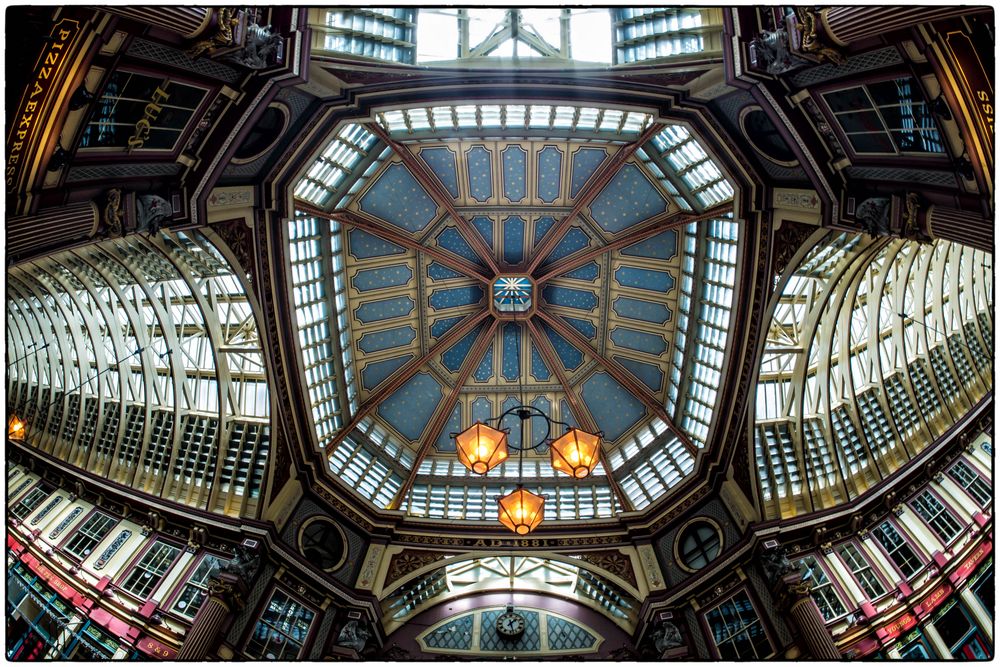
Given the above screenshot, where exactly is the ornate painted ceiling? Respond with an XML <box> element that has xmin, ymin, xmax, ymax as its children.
<box><xmin>289</xmin><ymin>102</ymin><xmax>740</xmax><ymax>523</ymax></box>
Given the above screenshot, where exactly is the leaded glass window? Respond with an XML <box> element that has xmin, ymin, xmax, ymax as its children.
<box><xmin>871</xmin><ymin>521</ymin><xmax>923</xmax><ymax>579</ymax></box>
<box><xmin>244</xmin><ymin>589</ymin><xmax>316</xmax><ymax>660</ymax></box>
<box><xmin>119</xmin><ymin>541</ymin><xmax>181</xmax><ymax>599</ymax></box>
<box><xmin>836</xmin><ymin>543</ymin><xmax>887</xmax><ymax>600</ymax></box>
<box><xmin>63</xmin><ymin>513</ymin><xmax>116</xmax><ymax>560</ymax></box>
<box><xmin>171</xmin><ymin>554</ymin><xmax>227</xmax><ymax>619</ymax></box>
<box><xmin>911</xmin><ymin>490</ymin><xmax>963</xmax><ymax>543</ymax></box>
<box><xmin>947</xmin><ymin>460</ymin><xmax>992</xmax><ymax>507</ymax></box>
<box><xmin>822</xmin><ymin>78</ymin><xmax>945</xmax><ymax>155</ymax></box>
<box><xmin>798</xmin><ymin>556</ymin><xmax>847</xmax><ymax>621</ymax></box>
<box><xmin>704</xmin><ymin>590</ymin><xmax>773</xmax><ymax>660</ymax></box>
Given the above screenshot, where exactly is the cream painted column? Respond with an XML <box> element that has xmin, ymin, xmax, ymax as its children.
<box><xmin>959</xmin><ymin>588</ymin><xmax>993</xmax><ymax>642</ymax></box>
<box><xmin>921</xmin><ymin>620</ymin><xmax>954</xmax><ymax>659</ymax></box>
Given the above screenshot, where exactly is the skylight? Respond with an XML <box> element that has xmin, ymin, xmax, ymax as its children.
<box><xmin>754</xmin><ymin>236</ymin><xmax>992</xmax><ymax>519</ymax></box>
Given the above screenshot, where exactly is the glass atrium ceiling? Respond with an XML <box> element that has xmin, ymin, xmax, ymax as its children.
<box><xmin>755</xmin><ymin>234</ymin><xmax>993</xmax><ymax>519</ymax></box>
<box><xmin>289</xmin><ymin>100</ymin><xmax>739</xmax><ymax>523</ymax></box>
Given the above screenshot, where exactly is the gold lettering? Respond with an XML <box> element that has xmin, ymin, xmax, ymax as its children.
<box><xmin>19</xmin><ymin>114</ymin><xmax>33</xmax><ymax>129</ymax></box>
<box><xmin>978</xmin><ymin>90</ymin><xmax>990</xmax><ymax>101</ymax></box>
<box><xmin>24</xmin><ymin>100</ymin><xmax>37</xmax><ymax>114</ymax></box>
<box><xmin>38</xmin><ymin>66</ymin><xmax>51</xmax><ymax>80</ymax></box>
<box><xmin>58</xmin><ymin>28</ymin><xmax>71</xmax><ymax>41</ymax></box>
<box><xmin>30</xmin><ymin>81</ymin><xmax>43</xmax><ymax>97</ymax></box>
<box><xmin>44</xmin><ymin>51</ymin><xmax>59</xmax><ymax>66</ymax></box>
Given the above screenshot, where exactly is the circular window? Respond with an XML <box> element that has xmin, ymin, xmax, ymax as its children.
<box><xmin>233</xmin><ymin>104</ymin><xmax>288</xmax><ymax>163</ymax></box>
<box><xmin>676</xmin><ymin>520</ymin><xmax>722</xmax><ymax>571</ymax></box>
<box><xmin>739</xmin><ymin>107</ymin><xmax>798</xmax><ymax>166</ymax></box>
<box><xmin>298</xmin><ymin>517</ymin><xmax>347</xmax><ymax>571</ymax></box>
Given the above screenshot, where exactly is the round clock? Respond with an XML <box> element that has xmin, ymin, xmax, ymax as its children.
<box><xmin>495</xmin><ymin>606</ymin><xmax>526</xmax><ymax>639</ymax></box>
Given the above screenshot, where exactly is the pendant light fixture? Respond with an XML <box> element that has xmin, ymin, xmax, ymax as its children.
<box><xmin>451</xmin><ymin>314</ymin><xmax>602</xmax><ymax>534</ymax></box>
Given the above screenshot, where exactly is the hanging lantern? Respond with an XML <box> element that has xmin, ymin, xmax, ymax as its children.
<box><xmin>497</xmin><ymin>486</ymin><xmax>545</xmax><ymax>535</ymax></box>
<box><xmin>455</xmin><ymin>422</ymin><xmax>509</xmax><ymax>475</ymax></box>
<box><xmin>549</xmin><ymin>428</ymin><xmax>601</xmax><ymax>479</ymax></box>
<box><xmin>7</xmin><ymin>414</ymin><xmax>26</xmax><ymax>441</ymax></box>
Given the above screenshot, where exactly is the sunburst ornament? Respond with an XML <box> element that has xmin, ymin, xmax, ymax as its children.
<box><xmin>491</xmin><ymin>276</ymin><xmax>533</xmax><ymax>314</ymax></box>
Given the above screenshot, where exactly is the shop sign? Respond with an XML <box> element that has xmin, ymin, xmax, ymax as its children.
<box><xmin>950</xmin><ymin>540</ymin><xmax>992</xmax><ymax>585</ymax></box>
<box><xmin>126</xmin><ymin>81</ymin><xmax>171</xmax><ymax>152</ymax></box>
<box><xmin>5</xmin><ymin>18</ymin><xmax>80</xmax><ymax>194</ymax></box>
<box><xmin>917</xmin><ymin>582</ymin><xmax>952</xmax><ymax>618</ymax></box>
<box><xmin>136</xmin><ymin>635</ymin><xmax>178</xmax><ymax>660</ymax></box>
<box><xmin>20</xmin><ymin>551</ymin><xmax>89</xmax><ymax>608</ymax></box>
<box><xmin>877</xmin><ymin>612</ymin><xmax>917</xmax><ymax>642</ymax></box>
<box><xmin>7</xmin><ymin>532</ymin><xmax>26</xmax><ymax>554</ymax></box>
<box><xmin>940</xmin><ymin>29</ymin><xmax>994</xmax><ymax>183</ymax></box>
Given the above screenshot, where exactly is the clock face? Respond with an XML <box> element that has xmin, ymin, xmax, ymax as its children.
<box><xmin>495</xmin><ymin>611</ymin><xmax>526</xmax><ymax>638</ymax></box>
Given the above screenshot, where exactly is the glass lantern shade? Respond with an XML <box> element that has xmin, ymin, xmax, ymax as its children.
<box><xmin>8</xmin><ymin>414</ymin><xmax>26</xmax><ymax>441</ymax></box>
<box><xmin>455</xmin><ymin>422</ymin><xmax>509</xmax><ymax>474</ymax></box>
<box><xmin>497</xmin><ymin>486</ymin><xmax>545</xmax><ymax>535</ymax></box>
<box><xmin>549</xmin><ymin>428</ymin><xmax>601</xmax><ymax>478</ymax></box>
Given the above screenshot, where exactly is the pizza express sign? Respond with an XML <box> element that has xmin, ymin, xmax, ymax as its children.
<box><xmin>6</xmin><ymin>18</ymin><xmax>81</xmax><ymax>195</ymax></box>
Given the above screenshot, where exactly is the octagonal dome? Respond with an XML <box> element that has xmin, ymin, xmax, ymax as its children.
<box><xmin>287</xmin><ymin>100</ymin><xmax>741</xmax><ymax>524</ymax></box>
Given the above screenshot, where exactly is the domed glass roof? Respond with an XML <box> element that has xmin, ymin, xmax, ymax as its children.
<box><xmin>289</xmin><ymin>101</ymin><xmax>740</xmax><ymax>523</ymax></box>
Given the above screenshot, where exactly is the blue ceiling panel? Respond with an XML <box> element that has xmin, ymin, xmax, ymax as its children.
<box><xmin>428</xmin><ymin>285</ymin><xmax>484</xmax><ymax>311</ymax></box>
<box><xmin>541</xmin><ymin>286</ymin><xmax>598</xmax><ymax>312</ymax></box>
<box><xmin>348</xmin><ymin>228</ymin><xmax>406</xmax><ymax>260</ymax></box>
<box><xmin>621</xmin><ymin>229</ymin><xmax>678</xmax><ymax>260</ymax></box>
<box><xmin>610</xmin><ymin>327</ymin><xmax>668</xmax><ymax>356</ymax></box>
<box><xmin>357</xmin><ymin>325</ymin><xmax>417</xmax><ymax>354</ymax></box>
<box><xmin>499</xmin><ymin>396</ymin><xmax>524</xmax><ymax>450</ymax></box>
<box><xmin>430</xmin><ymin>314</ymin><xmax>466</xmax><ymax>339</ymax></box>
<box><xmin>560</xmin><ymin>400</ymin><xmax>580</xmax><ymax>429</ymax></box>
<box><xmin>434</xmin><ymin>403</ymin><xmax>462</xmax><ymax>452</ymax></box>
<box><xmin>561</xmin><ymin>316</ymin><xmax>598</xmax><ymax>339</ymax></box>
<box><xmin>532</xmin><ymin>215</ymin><xmax>557</xmax><ymax>248</ymax></box>
<box><xmin>377</xmin><ymin>371</ymin><xmax>443</xmax><ymax>441</ymax></box>
<box><xmin>570</xmin><ymin>147</ymin><xmax>608</xmax><ymax>198</ymax></box>
<box><xmin>472</xmin><ymin>396</ymin><xmax>493</xmax><ymax>424</ymax></box>
<box><xmin>541</xmin><ymin>227</ymin><xmax>591</xmax><ymax>266</ymax></box>
<box><xmin>541</xmin><ymin>322</ymin><xmax>584</xmax><ymax>371</ymax></box>
<box><xmin>530</xmin><ymin>342</ymin><xmax>551</xmax><ymax>381</ymax></box>
<box><xmin>502</xmin><ymin>323</ymin><xmax>522</xmax><ymax>381</ymax></box>
<box><xmin>351</xmin><ymin>264</ymin><xmax>413</xmax><ymax>292</ymax></box>
<box><xmin>589</xmin><ymin>163</ymin><xmax>668</xmax><ymax>233</ymax></box>
<box><xmin>473</xmin><ymin>343</ymin><xmax>495</xmax><ymax>382</ymax></box>
<box><xmin>466</xmin><ymin>146</ymin><xmax>493</xmax><ymax>202</ymax></box>
<box><xmin>355</xmin><ymin>295</ymin><xmax>415</xmax><ymax>323</ymax></box>
<box><xmin>559</xmin><ymin>261</ymin><xmax>600</xmax><ymax>282</ymax></box>
<box><xmin>536</xmin><ymin>146</ymin><xmax>563</xmax><ymax>203</ymax></box>
<box><xmin>611</xmin><ymin>296</ymin><xmax>672</xmax><ymax>324</ymax></box>
<box><xmin>502</xmin><ymin>145</ymin><xmax>527</xmax><ymax>202</ymax></box>
<box><xmin>419</xmin><ymin>146</ymin><xmax>460</xmax><ymax>198</ymax></box>
<box><xmin>359</xmin><ymin>163</ymin><xmax>438</xmax><ymax>232</ymax></box>
<box><xmin>470</xmin><ymin>215</ymin><xmax>494</xmax><ymax>249</ymax></box>
<box><xmin>502</xmin><ymin>215</ymin><xmax>526</xmax><ymax>265</ymax></box>
<box><xmin>436</xmin><ymin>227</ymin><xmax>483</xmax><ymax>265</ymax></box>
<box><xmin>614</xmin><ymin>355</ymin><xmax>664</xmax><ymax>393</ymax></box>
<box><xmin>427</xmin><ymin>262</ymin><xmax>465</xmax><ymax>282</ymax></box>
<box><xmin>442</xmin><ymin>323</ymin><xmax>484</xmax><ymax>372</ymax></box>
<box><xmin>581</xmin><ymin>372</ymin><xmax>646</xmax><ymax>442</ymax></box>
<box><xmin>361</xmin><ymin>354</ymin><xmax>414</xmax><ymax>391</ymax></box>
<box><xmin>614</xmin><ymin>266</ymin><xmax>676</xmax><ymax>293</ymax></box>
<box><xmin>532</xmin><ymin>396</ymin><xmax>551</xmax><ymax>452</ymax></box>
